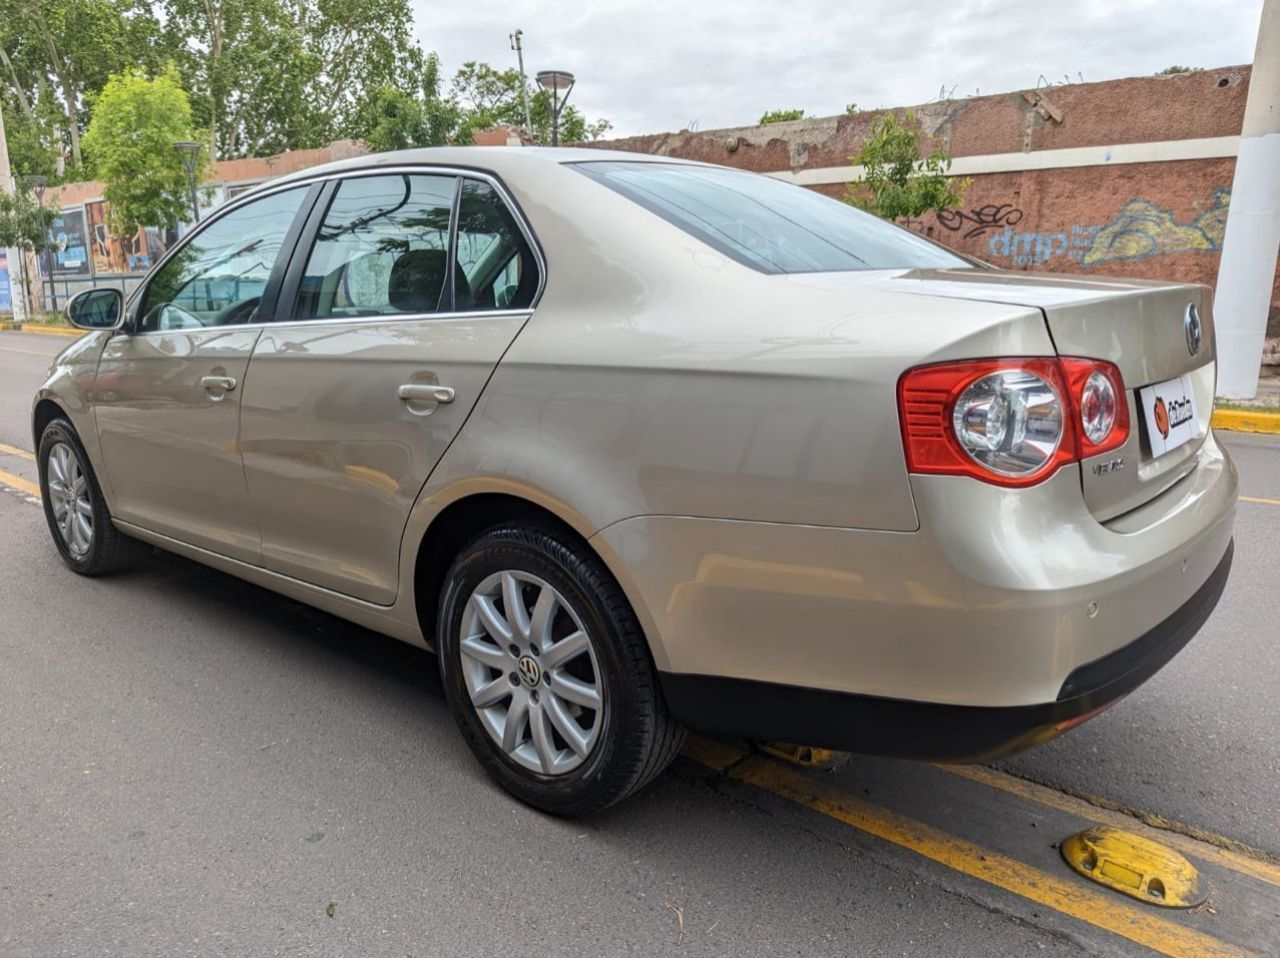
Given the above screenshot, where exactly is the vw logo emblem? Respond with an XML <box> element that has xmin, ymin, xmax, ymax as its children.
<box><xmin>1184</xmin><ymin>302</ymin><xmax>1203</xmax><ymax>356</ymax></box>
<box><xmin>516</xmin><ymin>654</ymin><xmax>542</xmax><ymax>687</ymax></box>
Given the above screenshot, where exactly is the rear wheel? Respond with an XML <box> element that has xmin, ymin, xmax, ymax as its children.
<box><xmin>38</xmin><ymin>418</ymin><xmax>144</xmax><ymax>575</ymax></box>
<box><xmin>437</xmin><ymin>522</ymin><xmax>685</xmax><ymax>815</ymax></box>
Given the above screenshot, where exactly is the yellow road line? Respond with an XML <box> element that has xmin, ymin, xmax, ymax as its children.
<box><xmin>944</xmin><ymin>764</ymin><xmax>1280</xmax><ymax>889</ymax></box>
<box><xmin>0</xmin><ymin>442</ymin><xmax>35</xmax><ymax>461</ymax></box>
<box><xmin>1240</xmin><ymin>495</ymin><xmax>1280</xmax><ymax>507</ymax></box>
<box><xmin>683</xmin><ymin>738</ymin><xmax>1253</xmax><ymax>958</ymax></box>
<box><xmin>0</xmin><ymin>467</ymin><xmax>41</xmax><ymax>498</ymax></box>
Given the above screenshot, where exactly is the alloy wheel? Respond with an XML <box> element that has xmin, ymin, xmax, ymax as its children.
<box><xmin>459</xmin><ymin>570</ymin><xmax>605</xmax><ymax>775</ymax></box>
<box><xmin>46</xmin><ymin>441</ymin><xmax>93</xmax><ymax>559</ymax></box>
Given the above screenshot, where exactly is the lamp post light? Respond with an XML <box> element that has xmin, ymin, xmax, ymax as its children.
<box><xmin>173</xmin><ymin>141</ymin><xmax>201</xmax><ymax>225</ymax></box>
<box><xmin>535</xmin><ymin>69</ymin><xmax>575</xmax><ymax>146</ymax></box>
<box><xmin>24</xmin><ymin>174</ymin><xmax>50</xmax><ymax>314</ymax></box>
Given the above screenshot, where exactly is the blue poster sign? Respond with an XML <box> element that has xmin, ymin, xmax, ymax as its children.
<box><xmin>0</xmin><ymin>250</ymin><xmax>12</xmax><ymax>312</ymax></box>
<box><xmin>43</xmin><ymin>209</ymin><xmax>92</xmax><ymax>276</ymax></box>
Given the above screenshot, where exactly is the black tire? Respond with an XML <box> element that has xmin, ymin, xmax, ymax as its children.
<box><xmin>437</xmin><ymin>522</ymin><xmax>685</xmax><ymax>816</ymax></box>
<box><xmin>37</xmin><ymin>417</ymin><xmax>145</xmax><ymax>575</ymax></box>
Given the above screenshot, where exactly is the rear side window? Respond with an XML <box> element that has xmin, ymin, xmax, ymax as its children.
<box><xmin>295</xmin><ymin>174</ymin><xmax>457</xmax><ymax>319</ymax></box>
<box><xmin>454</xmin><ymin>179</ymin><xmax>539</xmax><ymax>311</ymax></box>
<box><xmin>573</xmin><ymin>160</ymin><xmax>968</xmax><ymax>274</ymax></box>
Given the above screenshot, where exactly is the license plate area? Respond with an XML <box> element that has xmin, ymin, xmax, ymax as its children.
<box><xmin>1138</xmin><ymin>374</ymin><xmax>1197</xmax><ymax>458</ymax></box>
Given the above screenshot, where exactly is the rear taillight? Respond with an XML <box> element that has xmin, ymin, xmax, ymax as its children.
<box><xmin>899</xmin><ymin>357</ymin><xmax>1129</xmax><ymax>487</ymax></box>
<box><xmin>1058</xmin><ymin>358</ymin><xmax>1129</xmax><ymax>458</ymax></box>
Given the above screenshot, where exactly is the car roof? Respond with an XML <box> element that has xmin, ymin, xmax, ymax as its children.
<box><xmin>262</xmin><ymin>146</ymin><xmax>705</xmax><ymax>193</ymax></box>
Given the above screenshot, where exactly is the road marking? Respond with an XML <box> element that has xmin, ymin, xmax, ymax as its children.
<box><xmin>0</xmin><ymin>343</ymin><xmax>60</xmax><ymax>357</ymax></box>
<box><xmin>0</xmin><ymin>467</ymin><xmax>41</xmax><ymax>499</ymax></box>
<box><xmin>944</xmin><ymin>764</ymin><xmax>1280</xmax><ymax>889</ymax></box>
<box><xmin>0</xmin><ymin>442</ymin><xmax>35</xmax><ymax>461</ymax></box>
<box><xmin>683</xmin><ymin>738</ymin><xmax>1254</xmax><ymax>958</ymax></box>
<box><xmin>1240</xmin><ymin>495</ymin><xmax>1280</xmax><ymax>507</ymax></box>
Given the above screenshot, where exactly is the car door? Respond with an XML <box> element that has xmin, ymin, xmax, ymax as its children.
<box><xmin>238</xmin><ymin>171</ymin><xmax>542</xmax><ymax>604</ymax></box>
<box><xmin>93</xmin><ymin>184</ymin><xmax>316</xmax><ymax>562</ymax></box>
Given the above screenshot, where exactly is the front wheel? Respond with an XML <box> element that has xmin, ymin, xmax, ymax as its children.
<box><xmin>437</xmin><ymin>522</ymin><xmax>685</xmax><ymax>815</ymax></box>
<box><xmin>38</xmin><ymin>417</ymin><xmax>144</xmax><ymax>575</ymax></box>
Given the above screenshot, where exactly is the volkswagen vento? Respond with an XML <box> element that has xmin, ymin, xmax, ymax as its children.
<box><xmin>35</xmin><ymin>148</ymin><xmax>1237</xmax><ymax>814</ymax></box>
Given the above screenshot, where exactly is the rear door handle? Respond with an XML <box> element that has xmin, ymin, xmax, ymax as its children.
<box><xmin>201</xmin><ymin>375</ymin><xmax>237</xmax><ymax>392</ymax></box>
<box><xmin>398</xmin><ymin>383</ymin><xmax>455</xmax><ymax>404</ymax></box>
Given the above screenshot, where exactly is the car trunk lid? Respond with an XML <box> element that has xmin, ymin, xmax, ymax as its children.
<box><xmin>795</xmin><ymin>268</ymin><xmax>1216</xmax><ymax>520</ymax></box>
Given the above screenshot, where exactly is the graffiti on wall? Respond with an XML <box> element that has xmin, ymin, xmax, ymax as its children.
<box><xmin>936</xmin><ymin>203</ymin><xmax>1024</xmax><ymax>239</ymax></box>
<box><xmin>967</xmin><ymin>189</ymin><xmax>1231</xmax><ymax>270</ymax></box>
<box><xmin>1080</xmin><ymin>189</ymin><xmax>1229</xmax><ymax>266</ymax></box>
<box><xmin>987</xmin><ymin>223</ymin><xmax>1100</xmax><ymax>267</ymax></box>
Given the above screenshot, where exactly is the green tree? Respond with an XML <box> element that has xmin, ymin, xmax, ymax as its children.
<box><xmin>0</xmin><ymin>0</ymin><xmax>170</xmax><ymax>172</ymax></box>
<box><xmin>847</xmin><ymin>111</ymin><xmax>968</xmax><ymax>220</ymax></box>
<box><xmin>350</xmin><ymin>54</ymin><xmax>457</xmax><ymax>152</ymax></box>
<box><xmin>0</xmin><ymin>186</ymin><xmax>56</xmax><ymax>314</ymax></box>
<box><xmin>450</xmin><ymin>61</ymin><xmax>611</xmax><ymax>145</ymax></box>
<box><xmin>1156</xmin><ymin>65</ymin><xmax>1198</xmax><ymax>75</ymax></box>
<box><xmin>161</xmin><ymin>0</ymin><xmax>429</xmax><ymax>159</ymax></box>
<box><xmin>759</xmin><ymin>108</ymin><xmax>805</xmax><ymax>125</ymax></box>
<box><xmin>81</xmin><ymin>65</ymin><xmax>207</xmax><ymax>235</ymax></box>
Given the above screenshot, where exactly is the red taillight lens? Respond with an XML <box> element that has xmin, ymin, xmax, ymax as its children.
<box><xmin>899</xmin><ymin>357</ymin><xmax>1129</xmax><ymax>487</ymax></box>
<box><xmin>1059</xmin><ymin>358</ymin><xmax>1129</xmax><ymax>457</ymax></box>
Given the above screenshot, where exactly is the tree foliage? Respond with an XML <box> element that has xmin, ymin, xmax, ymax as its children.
<box><xmin>161</xmin><ymin>0</ymin><xmax>434</xmax><ymax>159</ymax></box>
<box><xmin>1156</xmin><ymin>65</ymin><xmax>1198</xmax><ymax>75</ymax></box>
<box><xmin>0</xmin><ymin>185</ymin><xmax>55</xmax><ymax>251</ymax></box>
<box><xmin>0</xmin><ymin>0</ymin><xmax>170</xmax><ymax>174</ymax></box>
<box><xmin>847</xmin><ymin>111</ymin><xmax>968</xmax><ymax>221</ymax></box>
<box><xmin>759</xmin><ymin>108</ymin><xmax>805</xmax><ymax>125</ymax></box>
<box><xmin>2</xmin><ymin>0</ymin><xmax>614</xmax><ymax>192</ymax></box>
<box><xmin>449</xmin><ymin>61</ymin><xmax>611</xmax><ymax>145</ymax></box>
<box><xmin>81</xmin><ymin>65</ymin><xmax>207</xmax><ymax>235</ymax></box>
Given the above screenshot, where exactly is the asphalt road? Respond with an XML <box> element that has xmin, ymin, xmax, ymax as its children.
<box><xmin>2</xmin><ymin>329</ymin><xmax>1278</xmax><ymax>957</ymax></box>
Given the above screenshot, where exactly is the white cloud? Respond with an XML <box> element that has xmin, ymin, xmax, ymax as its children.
<box><xmin>413</xmin><ymin>0</ymin><xmax>1264</xmax><ymax>136</ymax></box>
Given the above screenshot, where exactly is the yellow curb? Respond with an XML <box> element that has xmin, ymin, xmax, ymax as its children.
<box><xmin>0</xmin><ymin>322</ymin><xmax>83</xmax><ymax>338</ymax></box>
<box><xmin>1212</xmin><ymin>408</ymin><xmax>1280</xmax><ymax>434</ymax></box>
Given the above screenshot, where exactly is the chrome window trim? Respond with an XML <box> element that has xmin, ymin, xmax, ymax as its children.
<box><xmin>123</xmin><ymin>164</ymin><xmax>546</xmax><ymax>338</ymax></box>
<box><xmin>118</xmin><ymin>308</ymin><xmax>535</xmax><ymax>337</ymax></box>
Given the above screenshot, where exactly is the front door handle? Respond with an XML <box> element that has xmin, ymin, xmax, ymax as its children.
<box><xmin>398</xmin><ymin>383</ymin><xmax>455</xmax><ymax>404</ymax></box>
<box><xmin>201</xmin><ymin>375</ymin><xmax>237</xmax><ymax>392</ymax></box>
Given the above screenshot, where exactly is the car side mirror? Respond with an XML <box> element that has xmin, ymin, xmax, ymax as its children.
<box><xmin>64</xmin><ymin>288</ymin><xmax>124</xmax><ymax>331</ymax></box>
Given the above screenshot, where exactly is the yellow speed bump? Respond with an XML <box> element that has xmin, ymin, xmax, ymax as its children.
<box><xmin>1062</xmin><ymin>826</ymin><xmax>1206</xmax><ymax>908</ymax></box>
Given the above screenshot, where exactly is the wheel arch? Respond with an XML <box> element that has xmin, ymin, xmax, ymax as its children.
<box><xmin>408</xmin><ymin>488</ymin><xmax>668</xmax><ymax>671</ymax></box>
<box><xmin>32</xmin><ymin>396</ymin><xmax>69</xmax><ymax>452</ymax></box>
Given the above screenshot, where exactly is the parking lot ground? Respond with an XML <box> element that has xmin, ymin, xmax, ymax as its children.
<box><xmin>2</xmin><ymin>329</ymin><xmax>1279</xmax><ymax>956</ymax></box>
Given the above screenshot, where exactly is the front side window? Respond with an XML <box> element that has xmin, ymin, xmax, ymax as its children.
<box><xmin>136</xmin><ymin>186</ymin><xmax>308</xmax><ymax>332</ymax></box>
<box><xmin>295</xmin><ymin>174</ymin><xmax>457</xmax><ymax>319</ymax></box>
<box><xmin>454</xmin><ymin>180</ymin><xmax>539</xmax><ymax>310</ymax></box>
<box><xmin>573</xmin><ymin>161</ymin><xmax>969</xmax><ymax>274</ymax></box>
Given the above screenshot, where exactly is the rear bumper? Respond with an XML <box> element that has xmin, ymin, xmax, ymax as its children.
<box><xmin>658</xmin><ymin>539</ymin><xmax>1233</xmax><ymax>762</ymax></box>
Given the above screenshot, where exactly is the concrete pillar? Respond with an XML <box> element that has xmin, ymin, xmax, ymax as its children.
<box><xmin>1216</xmin><ymin>0</ymin><xmax>1280</xmax><ymax>398</ymax></box>
<box><xmin>0</xmin><ymin>101</ymin><xmax>30</xmax><ymax>323</ymax></box>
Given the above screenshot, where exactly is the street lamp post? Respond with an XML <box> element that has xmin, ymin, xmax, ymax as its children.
<box><xmin>535</xmin><ymin>70</ymin><xmax>575</xmax><ymax>146</ymax></box>
<box><xmin>173</xmin><ymin>141</ymin><xmax>201</xmax><ymax>225</ymax></box>
<box><xmin>24</xmin><ymin>175</ymin><xmax>50</xmax><ymax>314</ymax></box>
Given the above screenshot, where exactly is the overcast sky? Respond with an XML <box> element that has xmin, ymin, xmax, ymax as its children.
<box><xmin>414</xmin><ymin>0</ymin><xmax>1264</xmax><ymax>137</ymax></box>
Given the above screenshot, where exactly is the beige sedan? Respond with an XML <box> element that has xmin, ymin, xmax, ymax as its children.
<box><xmin>36</xmin><ymin>148</ymin><xmax>1236</xmax><ymax>814</ymax></box>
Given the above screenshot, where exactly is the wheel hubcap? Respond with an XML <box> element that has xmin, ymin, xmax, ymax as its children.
<box><xmin>459</xmin><ymin>570</ymin><xmax>604</xmax><ymax>775</ymax></box>
<box><xmin>46</xmin><ymin>442</ymin><xmax>93</xmax><ymax>559</ymax></box>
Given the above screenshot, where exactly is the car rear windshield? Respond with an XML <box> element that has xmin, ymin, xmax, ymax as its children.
<box><xmin>573</xmin><ymin>160</ymin><xmax>969</xmax><ymax>275</ymax></box>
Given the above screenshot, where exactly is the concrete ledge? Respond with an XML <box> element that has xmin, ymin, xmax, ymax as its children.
<box><xmin>0</xmin><ymin>323</ymin><xmax>83</xmax><ymax>338</ymax></box>
<box><xmin>1212</xmin><ymin>408</ymin><xmax>1280</xmax><ymax>434</ymax></box>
